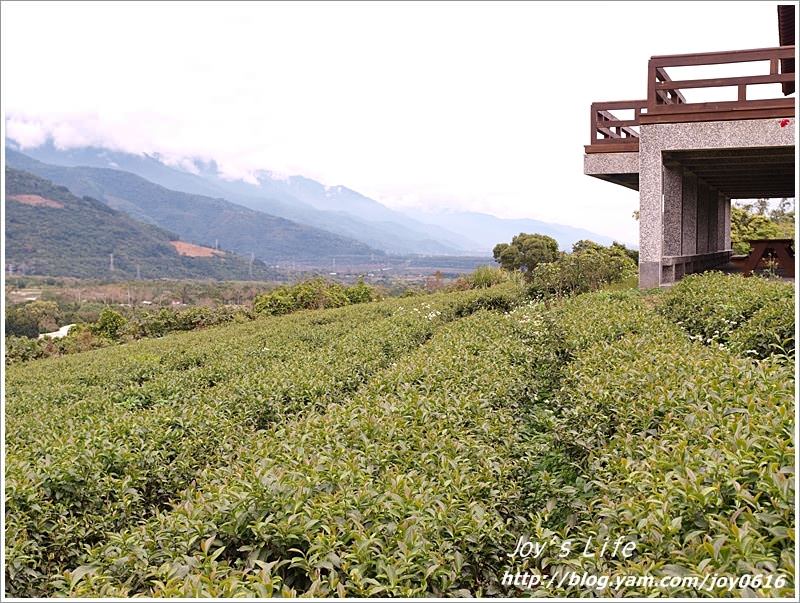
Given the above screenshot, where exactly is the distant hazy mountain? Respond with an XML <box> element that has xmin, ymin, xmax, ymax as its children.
<box><xmin>407</xmin><ymin>210</ymin><xmax>619</xmax><ymax>252</ymax></box>
<box><xmin>10</xmin><ymin>141</ymin><xmax>473</xmax><ymax>254</ymax></box>
<box><xmin>5</xmin><ymin>168</ymin><xmax>280</xmax><ymax>280</ymax></box>
<box><xmin>6</xmin><ymin>149</ymin><xmax>380</xmax><ymax>263</ymax></box>
<box><xmin>8</xmin><ymin>140</ymin><xmax>622</xmax><ymax>254</ymax></box>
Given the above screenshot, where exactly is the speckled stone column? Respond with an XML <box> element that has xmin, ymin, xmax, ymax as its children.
<box><xmin>696</xmin><ymin>180</ymin><xmax>709</xmax><ymax>254</ymax></box>
<box><xmin>722</xmin><ymin>197</ymin><xmax>731</xmax><ymax>250</ymax></box>
<box><xmin>663</xmin><ymin>165</ymin><xmax>683</xmax><ymax>258</ymax></box>
<box><xmin>717</xmin><ymin>193</ymin><xmax>728</xmax><ymax>252</ymax></box>
<box><xmin>638</xmin><ymin>126</ymin><xmax>663</xmax><ymax>288</ymax></box>
<box><xmin>681</xmin><ymin>171</ymin><xmax>698</xmax><ymax>255</ymax></box>
<box><xmin>707</xmin><ymin>185</ymin><xmax>719</xmax><ymax>252</ymax></box>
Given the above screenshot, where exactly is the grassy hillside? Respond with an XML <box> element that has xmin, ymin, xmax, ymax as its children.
<box><xmin>5</xmin><ymin>150</ymin><xmax>382</xmax><ymax>262</ymax></box>
<box><xmin>4</xmin><ymin>275</ymin><xmax>794</xmax><ymax>597</ymax></box>
<box><xmin>5</xmin><ymin>168</ymin><xmax>279</xmax><ymax>280</ymax></box>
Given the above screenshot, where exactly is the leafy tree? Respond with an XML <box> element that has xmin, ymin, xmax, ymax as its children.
<box><xmin>345</xmin><ymin>279</ymin><xmax>376</xmax><ymax>304</ymax></box>
<box><xmin>91</xmin><ymin>308</ymin><xmax>127</xmax><ymax>340</ymax></box>
<box><xmin>730</xmin><ymin>205</ymin><xmax>781</xmax><ymax>255</ymax></box>
<box><xmin>493</xmin><ymin>233</ymin><xmax>559</xmax><ymax>276</ymax></box>
<box><xmin>5</xmin><ymin>301</ymin><xmax>62</xmax><ymax>336</ymax></box>
<box><xmin>5</xmin><ymin>306</ymin><xmax>40</xmax><ymax>338</ymax></box>
<box><xmin>572</xmin><ymin>240</ymin><xmax>605</xmax><ymax>254</ymax></box>
<box><xmin>610</xmin><ymin>241</ymin><xmax>639</xmax><ymax>264</ymax></box>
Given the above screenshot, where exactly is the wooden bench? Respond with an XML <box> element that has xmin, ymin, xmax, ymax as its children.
<box><xmin>742</xmin><ymin>238</ymin><xmax>795</xmax><ymax>277</ymax></box>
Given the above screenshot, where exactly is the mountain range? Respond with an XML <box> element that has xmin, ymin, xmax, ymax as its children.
<box><xmin>6</xmin><ymin>149</ymin><xmax>380</xmax><ymax>264</ymax></box>
<box><xmin>8</xmin><ymin>140</ymin><xmax>622</xmax><ymax>256</ymax></box>
<box><xmin>5</xmin><ymin>167</ymin><xmax>280</xmax><ymax>280</ymax></box>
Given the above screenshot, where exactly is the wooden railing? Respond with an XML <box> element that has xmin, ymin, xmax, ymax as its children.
<box><xmin>587</xmin><ymin>46</ymin><xmax>795</xmax><ymax>152</ymax></box>
<box><xmin>644</xmin><ymin>45</ymin><xmax>795</xmax><ymax>123</ymax></box>
<box><xmin>586</xmin><ymin>100</ymin><xmax>646</xmax><ymax>153</ymax></box>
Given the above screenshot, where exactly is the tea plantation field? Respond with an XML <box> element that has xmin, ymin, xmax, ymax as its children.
<box><xmin>4</xmin><ymin>274</ymin><xmax>795</xmax><ymax>597</ymax></box>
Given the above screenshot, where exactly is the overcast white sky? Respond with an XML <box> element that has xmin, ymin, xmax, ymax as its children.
<box><xmin>1</xmin><ymin>1</ymin><xmax>789</xmax><ymax>243</ymax></box>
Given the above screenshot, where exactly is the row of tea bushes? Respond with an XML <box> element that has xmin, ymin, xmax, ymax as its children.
<box><xmin>61</xmin><ymin>308</ymin><xmax>555</xmax><ymax>597</ymax></box>
<box><xmin>5</xmin><ymin>304</ymin><xmax>393</xmax><ymax>596</ymax></box>
<box><xmin>5</xmin><ymin>284</ymin><xmax>524</xmax><ymax>597</ymax></box>
<box><xmin>657</xmin><ymin>272</ymin><xmax>794</xmax><ymax>358</ymax></box>
<box><xmin>522</xmin><ymin>289</ymin><xmax>794</xmax><ymax>597</ymax></box>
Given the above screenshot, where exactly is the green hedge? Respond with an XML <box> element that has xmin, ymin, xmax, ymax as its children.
<box><xmin>253</xmin><ymin>278</ymin><xmax>378</xmax><ymax>316</ymax></box>
<box><xmin>5</xmin><ymin>284</ymin><xmax>525</xmax><ymax>597</ymax></box>
<box><xmin>5</xmin><ymin>276</ymin><xmax>793</xmax><ymax>597</ymax></box>
<box><xmin>657</xmin><ymin>272</ymin><xmax>794</xmax><ymax>358</ymax></box>
<box><xmin>516</xmin><ymin>290</ymin><xmax>795</xmax><ymax>597</ymax></box>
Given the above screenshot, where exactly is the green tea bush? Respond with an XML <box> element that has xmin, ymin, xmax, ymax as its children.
<box><xmin>657</xmin><ymin>272</ymin><xmax>793</xmax><ymax>351</ymax></box>
<box><xmin>62</xmin><ymin>309</ymin><xmax>552</xmax><ymax>597</ymax></box>
<box><xmin>253</xmin><ymin>278</ymin><xmax>379</xmax><ymax>316</ymax></box>
<box><xmin>5</xmin><ymin>335</ymin><xmax>46</xmax><ymax>363</ymax></box>
<box><xmin>4</xmin><ymin>284</ymin><xmax>524</xmax><ymax>597</ymax></box>
<box><xmin>551</xmin><ymin>290</ymin><xmax>659</xmax><ymax>357</ymax></box>
<box><xmin>728</xmin><ymin>295</ymin><xmax>795</xmax><ymax>360</ymax></box>
<box><xmin>5</xmin><ymin>275</ymin><xmax>792</xmax><ymax>597</ymax></box>
<box><xmin>534</xmin><ymin>329</ymin><xmax>794</xmax><ymax>597</ymax></box>
<box><xmin>530</xmin><ymin>246</ymin><xmax>637</xmax><ymax>297</ymax></box>
<box><xmin>496</xmin><ymin>290</ymin><xmax>795</xmax><ymax>597</ymax></box>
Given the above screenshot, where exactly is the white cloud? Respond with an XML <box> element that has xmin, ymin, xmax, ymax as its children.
<box><xmin>1</xmin><ymin>1</ymin><xmax>783</xmax><ymax>245</ymax></box>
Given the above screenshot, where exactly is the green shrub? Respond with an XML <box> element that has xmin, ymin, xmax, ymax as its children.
<box><xmin>530</xmin><ymin>245</ymin><xmax>637</xmax><ymax>297</ymax></box>
<box><xmin>465</xmin><ymin>265</ymin><xmax>509</xmax><ymax>289</ymax></box>
<box><xmin>4</xmin><ymin>276</ymin><xmax>793</xmax><ymax>597</ymax></box>
<box><xmin>534</xmin><ymin>329</ymin><xmax>794</xmax><ymax>597</ymax></box>
<box><xmin>4</xmin><ymin>285</ymin><xmax>525</xmax><ymax>597</ymax></box>
<box><xmin>5</xmin><ymin>336</ymin><xmax>46</xmax><ymax>363</ymax></box>
<box><xmin>657</xmin><ymin>272</ymin><xmax>794</xmax><ymax>353</ymax></box>
<box><xmin>254</xmin><ymin>278</ymin><xmax>379</xmax><ymax>316</ymax></box>
<box><xmin>62</xmin><ymin>309</ymin><xmax>550</xmax><ymax>597</ymax></box>
<box><xmin>728</xmin><ymin>295</ymin><xmax>795</xmax><ymax>360</ymax></box>
<box><xmin>253</xmin><ymin>286</ymin><xmax>295</xmax><ymax>315</ymax></box>
<box><xmin>91</xmin><ymin>308</ymin><xmax>127</xmax><ymax>340</ymax></box>
<box><xmin>292</xmin><ymin>278</ymin><xmax>349</xmax><ymax>310</ymax></box>
<box><xmin>344</xmin><ymin>278</ymin><xmax>377</xmax><ymax>304</ymax></box>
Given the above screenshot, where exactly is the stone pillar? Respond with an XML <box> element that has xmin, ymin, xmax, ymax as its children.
<box><xmin>707</xmin><ymin>185</ymin><xmax>719</xmax><ymax>252</ymax></box>
<box><xmin>638</xmin><ymin>127</ymin><xmax>662</xmax><ymax>288</ymax></box>
<box><xmin>696</xmin><ymin>180</ymin><xmax>709</xmax><ymax>254</ymax></box>
<box><xmin>722</xmin><ymin>197</ymin><xmax>731</xmax><ymax>250</ymax></box>
<box><xmin>717</xmin><ymin>194</ymin><xmax>729</xmax><ymax>251</ymax></box>
<box><xmin>681</xmin><ymin>171</ymin><xmax>698</xmax><ymax>255</ymax></box>
<box><xmin>663</xmin><ymin>165</ymin><xmax>683</xmax><ymax>258</ymax></box>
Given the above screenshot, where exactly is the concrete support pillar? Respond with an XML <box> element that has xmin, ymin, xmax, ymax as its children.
<box><xmin>722</xmin><ymin>197</ymin><xmax>731</xmax><ymax>250</ymax></box>
<box><xmin>707</xmin><ymin>186</ymin><xmax>719</xmax><ymax>252</ymax></box>
<box><xmin>663</xmin><ymin>165</ymin><xmax>683</xmax><ymax>257</ymax></box>
<box><xmin>638</xmin><ymin>134</ymin><xmax>662</xmax><ymax>288</ymax></box>
<box><xmin>681</xmin><ymin>171</ymin><xmax>698</xmax><ymax>255</ymax></box>
<box><xmin>716</xmin><ymin>193</ymin><xmax>724</xmax><ymax>251</ymax></box>
<box><xmin>696</xmin><ymin>180</ymin><xmax>709</xmax><ymax>254</ymax></box>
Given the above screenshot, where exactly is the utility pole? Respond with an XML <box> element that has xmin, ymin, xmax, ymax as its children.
<box><xmin>109</xmin><ymin>253</ymin><xmax>115</xmax><ymax>272</ymax></box>
<box><xmin>136</xmin><ymin>264</ymin><xmax>141</xmax><ymax>280</ymax></box>
<box><xmin>249</xmin><ymin>252</ymin><xmax>255</xmax><ymax>278</ymax></box>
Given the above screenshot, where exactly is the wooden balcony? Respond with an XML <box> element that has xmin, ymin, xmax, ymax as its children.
<box><xmin>585</xmin><ymin>45</ymin><xmax>795</xmax><ymax>154</ymax></box>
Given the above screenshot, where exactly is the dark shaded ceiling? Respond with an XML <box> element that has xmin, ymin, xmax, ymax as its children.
<box><xmin>664</xmin><ymin>147</ymin><xmax>795</xmax><ymax>199</ymax></box>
